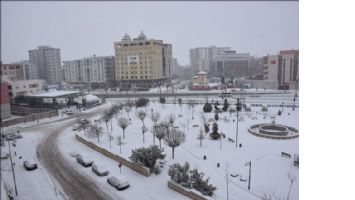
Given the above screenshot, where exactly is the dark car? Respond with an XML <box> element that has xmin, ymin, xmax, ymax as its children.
<box><xmin>76</xmin><ymin>154</ymin><xmax>94</xmax><ymax>167</ymax></box>
<box><xmin>24</xmin><ymin>159</ymin><xmax>38</xmax><ymax>171</ymax></box>
<box><xmin>107</xmin><ymin>176</ymin><xmax>130</xmax><ymax>191</ymax></box>
<box><xmin>92</xmin><ymin>163</ymin><xmax>109</xmax><ymax>176</ymax></box>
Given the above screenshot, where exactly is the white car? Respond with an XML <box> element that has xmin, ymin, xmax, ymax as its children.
<box><xmin>76</xmin><ymin>154</ymin><xmax>94</xmax><ymax>167</ymax></box>
<box><xmin>107</xmin><ymin>175</ymin><xmax>130</xmax><ymax>190</ymax></box>
<box><xmin>64</xmin><ymin>109</ymin><xmax>74</xmax><ymax>115</ymax></box>
<box><xmin>24</xmin><ymin>159</ymin><xmax>38</xmax><ymax>171</ymax></box>
<box><xmin>92</xmin><ymin>163</ymin><xmax>109</xmax><ymax>176</ymax></box>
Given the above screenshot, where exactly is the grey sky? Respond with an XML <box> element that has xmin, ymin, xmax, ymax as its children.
<box><xmin>1</xmin><ymin>1</ymin><xmax>298</xmax><ymax>65</ymax></box>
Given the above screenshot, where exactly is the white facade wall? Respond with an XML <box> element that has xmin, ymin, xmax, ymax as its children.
<box><xmin>264</xmin><ymin>55</ymin><xmax>279</xmax><ymax>81</ymax></box>
<box><xmin>8</xmin><ymin>79</ymin><xmax>46</xmax><ymax>98</ymax></box>
<box><xmin>63</xmin><ymin>56</ymin><xmax>108</xmax><ymax>84</ymax></box>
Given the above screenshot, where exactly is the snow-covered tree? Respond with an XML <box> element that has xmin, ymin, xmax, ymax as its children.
<box><xmin>287</xmin><ymin>172</ymin><xmax>297</xmax><ymax>200</ymax></box>
<box><xmin>150</xmin><ymin>112</ymin><xmax>160</xmax><ymax>144</ymax></box>
<box><xmin>89</xmin><ymin>124</ymin><xmax>103</xmax><ymax>143</ymax></box>
<box><xmin>118</xmin><ymin>117</ymin><xmax>129</xmax><ymax>139</ymax></box>
<box><xmin>215</xmin><ymin>113</ymin><xmax>219</xmax><ymax>121</ymax></box>
<box><xmin>101</xmin><ymin>110</ymin><xmax>112</xmax><ymax>131</ymax></box>
<box><xmin>203</xmin><ymin>102</ymin><xmax>212</xmax><ymax>112</ymax></box>
<box><xmin>136</xmin><ymin>98</ymin><xmax>149</xmax><ymax>108</ymax></box>
<box><xmin>164</xmin><ymin>129</ymin><xmax>185</xmax><ymax>159</ymax></box>
<box><xmin>155</xmin><ymin>124</ymin><xmax>168</xmax><ymax>149</ymax></box>
<box><xmin>107</xmin><ymin>133</ymin><xmax>114</xmax><ymax>148</ymax></box>
<box><xmin>168</xmin><ymin>114</ymin><xmax>176</xmax><ymax>127</ymax></box>
<box><xmin>222</xmin><ymin>99</ymin><xmax>229</xmax><ymax>112</ymax></box>
<box><xmin>129</xmin><ymin>145</ymin><xmax>166</xmax><ymax>174</ymax></box>
<box><xmin>136</xmin><ymin>110</ymin><xmax>146</xmax><ymax>127</ymax></box>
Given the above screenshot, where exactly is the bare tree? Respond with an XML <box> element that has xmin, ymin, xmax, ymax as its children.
<box><xmin>188</xmin><ymin>100</ymin><xmax>196</xmax><ymax>119</ymax></box>
<box><xmin>150</xmin><ymin>112</ymin><xmax>160</xmax><ymax>144</ymax></box>
<box><xmin>107</xmin><ymin>133</ymin><xmax>114</xmax><ymax>148</ymax></box>
<box><xmin>124</xmin><ymin>106</ymin><xmax>131</xmax><ymax>118</ymax></box>
<box><xmin>197</xmin><ymin>128</ymin><xmax>206</xmax><ymax>147</ymax></box>
<box><xmin>117</xmin><ymin>136</ymin><xmax>124</xmax><ymax>153</ymax></box>
<box><xmin>89</xmin><ymin>124</ymin><xmax>103</xmax><ymax>143</ymax></box>
<box><xmin>168</xmin><ymin>113</ymin><xmax>176</xmax><ymax>127</ymax></box>
<box><xmin>200</xmin><ymin>113</ymin><xmax>207</xmax><ymax>124</ymax></box>
<box><xmin>287</xmin><ymin>172</ymin><xmax>297</xmax><ymax>200</ymax></box>
<box><xmin>101</xmin><ymin>110</ymin><xmax>112</xmax><ymax>131</ymax></box>
<box><xmin>118</xmin><ymin>117</ymin><xmax>129</xmax><ymax>139</ymax></box>
<box><xmin>164</xmin><ymin>129</ymin><xmax>185</xmax><ymax>159</ymax></box>
<box><xmin>155</xmin><ymin>125</ymin><xmax>168</xmax><ymax>149</ymax></box>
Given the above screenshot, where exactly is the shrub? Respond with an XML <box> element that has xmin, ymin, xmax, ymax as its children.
<box><xmin>203</xmin><ymin>102</ymin><xmax>212</xmax><ymax>112</ymax></box>
<box><xmin>136</xmin><ymin>98</ymin><xmax>149</xmax><ymax>107</ymax></box>
<box><xmin>214</xmin><ymin>113</ymin><xmax>219</xmax><ymax>121</ymax></box>
<box><xmin>129</xmin><ymin>145</ymin><xmax>166</xmax><ymax>174</ymax></box>
<box><xmin>160</xmin><ymin>97</ymin><xmax>166</xmax><ymax>104</ymax></box>
<box><xmin>168</xmin><ymin>162</ymin><xmax>217</xmax><ymax>196</ymax></box>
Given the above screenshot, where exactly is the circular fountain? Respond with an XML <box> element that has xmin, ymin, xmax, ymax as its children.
<box><xmin>248</xmin><ymin>123</ymin><xmax>298</xmax><ymax>139</ymax></box>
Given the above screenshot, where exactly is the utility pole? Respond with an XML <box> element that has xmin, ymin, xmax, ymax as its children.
<box><xmin>8</xmin><ymin>140</ymin><xmax>18</xmax><ymax>196</ymax></box>
<box><xmin>245</xmin><ymin>161</ymin><xmax>252</xmax><ymax>190</ymax></box>
<box><xmin>236</xmin><ymin>98</ymin><xmax>242</xmax><ymax>147</ymax></box>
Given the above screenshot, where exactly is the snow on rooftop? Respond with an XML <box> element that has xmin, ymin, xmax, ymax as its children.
<box><xmin>28</xmin><ymin>90</ymin><xmax>81</xmax><ymax>97</ymax></box>
<box><xmin>197</xmin><ymin>71</ymin><xmax>208</xmax><ymax>75</ymax></box>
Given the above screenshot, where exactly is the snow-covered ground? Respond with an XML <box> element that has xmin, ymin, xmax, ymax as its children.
<box><xmin>0</xmin><ymin>131</ymin><xmax>67</xmax><ymax>200</ymax></box>
<box><xmin>60</xmin><ymin>99</ymin><xmax>299</xmax><ymax>200</ymax></box>
<box><xmin>0</xmin><ymin>95</ymin><xmax>298</xmax><ymax>200</ymax></box>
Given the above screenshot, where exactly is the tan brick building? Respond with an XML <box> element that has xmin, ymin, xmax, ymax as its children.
<box><xmin>114</xmin><ymin>32</ymin><xmax>172</xmax><ymax>90</ymax></box>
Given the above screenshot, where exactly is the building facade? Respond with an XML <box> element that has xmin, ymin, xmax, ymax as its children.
<box><xmin>0</xmin><ymin>63</ymin><xmax>24</xmax><ymax>81</ymax></box>
<box><xmin>0</xmin><ymin>81</ymin><xmax>11</xmax><ymax>121</ymax></box>
<box><xmin>63</xmin><ymin>55</ymin><xmax>115</xmax><ymax>89</ymax></box>
<box><xmin>263</xmin><ymin>50</ymin><xmax>299</xmax><ymax>89</ymax></box>
<box><xmin>114</xmin><ymin>32</ymin><xmax>172</xmax><ymax>89</ymax></box>
<box><xmin>7</xmin><ymin>79</ymin><xmax>46</xmax><ymax>99</ymax></box>
<box><xmin>29</xmin><ymin>46</ymin><xmax>63</xmax><ymax>85</ymax></box>
<box><xmin>189</xmin><ymin>46</ymin><xmax>231</xmax><ymax>74</ymax></box>
<box><xmin>210</xmin><ymin>51</ymin><xmax>251</xmax><ymax>79</ymax></box>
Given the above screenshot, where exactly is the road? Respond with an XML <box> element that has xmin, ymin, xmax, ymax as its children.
<box><xmin>36</xmin><ymin>107</ymin><xmax>117</xmax><ymax>200</ymax></box>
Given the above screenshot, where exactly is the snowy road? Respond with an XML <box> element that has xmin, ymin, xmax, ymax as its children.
<box><xmin>36</xmin><ymin>107</ymin><xmax>118</xmax><ymax>200</ymax></box>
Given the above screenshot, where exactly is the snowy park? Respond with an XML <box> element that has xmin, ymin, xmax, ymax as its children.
<box><xmin>57</xmin><ymin>95</ymin><xmax>299</xmax><ymax>200</ymax></box>
<box><xmin>0</xmin><ymin>93</ymin><xmax>298</xmax><ymax>200</ymax></box>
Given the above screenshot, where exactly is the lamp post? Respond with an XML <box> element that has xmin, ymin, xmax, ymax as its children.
<box><xmin>236</xmin><ymin>98</ymin><xmax>242</xmax><ymax>147</ymax></box>
<box><xmin>8</xmin><ymin>140</ymin><xmax>18</xmax><ymax>196</ymax></box>
<box><xmin>245</xmin><ymin>161</ymin><xmax>252</xmax><ymax>190</ymax></box>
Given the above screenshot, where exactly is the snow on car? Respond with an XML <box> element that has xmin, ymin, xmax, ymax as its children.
<box><xmin>76</xmin><ymin>154</ymin><xmax>94</xmax><ymax>167</ymax></box>
<box><xmin>63</xmin><ymin>109</ymin><xmax>74</xmax><ymax>115</ymax></box>
<box><xmin>107</xmin><ymin>175</ymin><xmax>130</xmax><ymax>190</ymax></box>
<box><xmin>23</xmin><ymin>159</ymin><xmax>38</xmax><ymax>171</ymax></box>
<box><xmin>92</xmin><ymin>163</ymin><xmax>109</xmax><ymax>176</ymax></box>
<box><xmin>72</xmin><ymin>124</ymin><xmax>81</xmax><ymax>131</ymax></box>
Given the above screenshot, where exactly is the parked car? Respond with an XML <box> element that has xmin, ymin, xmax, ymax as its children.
<box><xmin>79</xmin><ymin>119</ymin><xmax>90</xmax><ymax>124</ymax></box>
<box><xmin>107</xmin><ymin>176</ymin><xmax>130</xmax><ymax>190</ymax></box>
<box><xmin>63</xmin><ymin>109</ymin><xmax>74</xmax><ymax>115</ymax></box>
<box><xmin>24</xmin><ymin>159</ymin><xmax>38</xmax><ymax>171</ymax></box>
<box><xmin>72</xmin><ymin>124</ymin><xmax>81</xmax><ymax>131</ymax></box>
<box><xmin>92</xmin><ymin>163</ymin><xmax>109</xmax><ymax>176</ymax></box>
<box><xmin>5</xmin><ymin>132</ymin><xmax>23</xmax><ymax>141</ymax></box>
<box><xmin>76</xmin><ymin>154</ymin><xmax>94</xmax><ymax>167</ymax></box>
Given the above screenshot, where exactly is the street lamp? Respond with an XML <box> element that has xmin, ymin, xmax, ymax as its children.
<box><xmin>236</xmin><ymin>98</ymin><xmax>242</xmax><ymax>147</ymax></box>
<box><xmin>245</xmin><ymin>161</ymin><xmax>252</xmax><ymax>190</ymax></box>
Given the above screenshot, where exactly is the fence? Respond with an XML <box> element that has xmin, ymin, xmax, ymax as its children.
<box><xmin>10</xmin><ymin>105</ymin><xmax>55</xmax><ymax>116</ymax></box>
<box><xmin>75</xmin><ymin>134</ymin><xmax>151</xmax><ymax>177</ymax></box>
<box><xmin>1</xmin><ymin>110</ymin><xmax>58</xmax><ymax>127</ymax></box>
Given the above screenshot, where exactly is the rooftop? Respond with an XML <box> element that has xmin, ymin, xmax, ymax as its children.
<box><xmin>28</xmin><ymin>90</ymin><xmax>81</xmax><ymax>98</ymax></box>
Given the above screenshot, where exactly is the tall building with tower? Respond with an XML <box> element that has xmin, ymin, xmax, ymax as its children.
<box><xmin>114</xmin><ymin>32</ymin><xmax>173</xmax><ymax>89</ymax></box>
<box><xmin>28</xmin><ymin>46</ymin><xmax>63</xmax><ymax>85</ymax></box>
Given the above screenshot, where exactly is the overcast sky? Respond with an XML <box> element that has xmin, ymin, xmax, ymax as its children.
<box><xmin>1</xmin><ymin>1</ymin><xmax>298</xmax><ymax>65</ymax></box>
